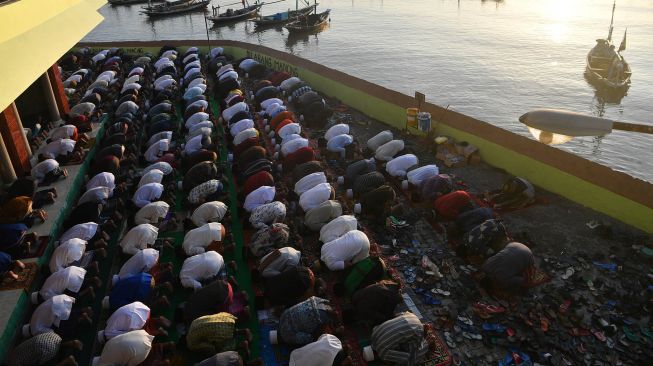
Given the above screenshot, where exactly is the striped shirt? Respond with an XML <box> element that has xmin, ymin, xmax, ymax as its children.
<box><xmin>370</xmin><ymin>312</ymin><xmax>429</xmax><ymax>365</ymax></box>
<box><xmin>345</xmin><ymin>158</ymin><xmax>376</xmax><ymax>183</ymax></box>
<box><xmin>353</xmin><ymin>171</ymin><xmax>385</xmax><ymax>196</ymax></box>
<box><xmin>279</xmin><ymin>297</ymin><xmax>332</xmax><ymax>345</ymax></box>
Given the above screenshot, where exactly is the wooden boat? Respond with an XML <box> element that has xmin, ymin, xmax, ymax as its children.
<box><xmin>253</xmin><ymin>2</ymin><xmax>317</xmax><ymax>27</ymax></box>
<box><xmin>207</xmin><ymin>3</ymin><xmax>263</xmax><ymax>25</ymax></box>
<box><xmin>585</xmin><ymin>1</ymin><xmax>631</xmax><ymax>91</ymax></box>
<box><xmin>284</xmin><ymin>8</ymin><xmax>330</xmax><ymax>33</ymax></box>
<box><xmin>141</xmin><ymin>0</ymin><xmax>210</xmax><ymax>17</ymax></box>
<box><xmin>109</xmin><ymin>0</ymin><xmax>160</xmax><ymax>5</ymax></box>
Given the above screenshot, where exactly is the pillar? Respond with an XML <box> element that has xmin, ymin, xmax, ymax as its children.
<box><xmin>11</xmin><ymin>103</ymin><xmax>32</xmax><ymax>158</ymax></box>
<box><xmin>0</xmin><ymin>130</ymin><xmax>18</xmax><ymax>183</ymax></box>
<box><xmin>0</xmin><ymin>105</ymin><xmax>32</xmax><ymax>175</ymax></box>
<box><xmin>40</xmin><ymin>73</ymin><xmax>61</xmax><ymax>122</ymax></box>
<box><xmin>47</xmin><ymin>63</ymin><xmax>70</xmax><ymax>115</ymax></box>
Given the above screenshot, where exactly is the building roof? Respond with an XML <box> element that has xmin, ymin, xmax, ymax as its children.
<box><xmin>0</xmin><ymin>0</ymin><xmax>105</xmax><ymax>112</ymax></box>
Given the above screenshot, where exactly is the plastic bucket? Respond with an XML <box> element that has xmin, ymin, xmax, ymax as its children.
<box><xmin>418</xmin><ymin>112</ymin><xmax>431</xmax><ymax>132</ymax></box>
<box><xmin>406</xmin><ymin>108</ymin><xmax>419</xmax><ymax>128</ymax></box>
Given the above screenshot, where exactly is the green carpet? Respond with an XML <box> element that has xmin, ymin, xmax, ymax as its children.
<box><xmin>210</xmin><ymin>98</ymin><xmax>261</xmax><ymax>359</ymax></box>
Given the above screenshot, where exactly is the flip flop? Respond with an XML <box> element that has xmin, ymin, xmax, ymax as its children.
<box><xmin>474</xmin><ymin>302</ymin><xmax>506</xmax><ymax>314</ymax></box>
<box><xmin>457</xmin><ymin>316</ymin><xmax>473</xmax><ymax>326</ymax></box>
<box><xmin>561</xmin><ymin>267</ymin><xmax>575</xmax><ymax>280</ymax></box>
<box><xmin>593</xmin><ymin>329</ymin><xmax>607</xmax><ymax>342</ymax></box>
<box><xmin>559</xmin><ymin>299</ymin><xmax>572</xmax><ymax>314</ymax></box>
<box><xmin>540</xmin><ymin>316</ymin><xmax>550</xmax><ymax>332</ymax></box>
<box><xmin>622</xmin><ymin>326</ymin><xmax>640</xmax><ymax>342</ymax></box>
<box><xmin>640</xmin><ymin>325</ymin><xmax>653</xmax><ymax>340</ymax></box>
<box><xmin>569</xmin><ymin>328</ymin><xmax>591</xmax><ymax>337</ymax></box>
<box><xmin>587</xmin><ymin>280</ymin><xmax>597</xmax><ymax>292</ymax></box>
<box><xmin>443</xmin><ymin>331</ymin><xmax>456</xmax><ymax>348</ymax></box>
<box><xmin>422</xmin><ymin>293</ymin><xmax>442</xmax><ymax>305</ymax></box>
<box><xmin>431</xmin><ymin>288</ymin><xmax>451</xmax><ymax>296</ymax></box>
<box><xmin>462</xmin><ymin>331</ymin><xmax>482</xmax><ymax>340</ymax></box>
<box><xmin>481</xmin><ymin>323</ymin><xmax>506</xmax><ymax>333</ymax></box>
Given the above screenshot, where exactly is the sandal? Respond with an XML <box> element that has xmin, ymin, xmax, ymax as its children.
<box><xmin>592</xmin><ymin>329</ymin><xmax>607</xmax><ymax>342</ymax></box>
<box><xmin>457</xmin><ymin>316</ymin><xmax>473</xmax><ymax>326</ymax></box>
<box><xmin>622</xmin><ymin>326</ymin><xmax>640</xmax><ymax>342</ymax></box>
<box><xmin>474</xmin><ymin>302</ymin><xmax>506</xmax><ymax>314</ymax></box>
<box><xmin>559</xmin><ymin>299</ymin><xmax>572</xmax><ymax>314</ymax></box>
<box><xmin>481</xmin><ymin>323</ymin><xmax>506</xmax><ymax>333</ymax></box>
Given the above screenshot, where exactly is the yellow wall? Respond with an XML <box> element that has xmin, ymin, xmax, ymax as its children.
<box><xmin>0</xmin><ymin>0</ymin><xmax>106</xmax><ymax>112</ymax></box>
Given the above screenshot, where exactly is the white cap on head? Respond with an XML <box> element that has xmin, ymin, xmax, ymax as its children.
<box><xmin>363</xmin><ymin>346</ymin><xmax>374</xmax><ymax>361</ymax></box>
<box><xmin>92</xmin><ymin>357</ymin><xmax>101</xmax><ymax>366</ymax></box>
<box><xmin>30</xmin><ymin>292</ymin><xmax>39</xmax><ymax>304</ymax></box>
<box><xmin>269</xmin><ymin>330</ymin><xmax>278</xmax><ymax>344</ymax></box>
<box><xmin>97</xmin><ymin>330</ymin><xmax>106</xmax><ymax>344</ymax></box>
<box><xmin>337</xmin><ymin>176</ymin><xmax>344</xmax><ymax>185</ymax></box>
<box><xmin>346</xmin><ymin>189</ymin><xmax>353</xmax><ymax>199</ymax></box>
<box><xmin>22</xmin><ymin>324</ymin><xmax>30</xmax><ymax>338</ymax></box>
<box><xmin>354</xmin><ymin>203</ymin><xmax>362</xmax><ymax>214</ymax></box>
<box><xmin>401</xmin><ymin>180</ymin><xmax>409</xmax><ymax>190</ymax></box>
<box><xmin>102</xmin><ymin>296</ymin><xmax>110</xmax><ymax>310</ymax></box>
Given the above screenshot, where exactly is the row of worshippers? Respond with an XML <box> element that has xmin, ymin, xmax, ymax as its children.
<box><xmin>0</xmin><ymin>50</ymin><xmax>128</xmax><ymax>278</ymax></box>
<box><xmin>92</xmin><ymin>47</ymin><xmax>263</xmax><ymax>366</ymax></box>
<box><xmin>7</xmin><ymin>48</ymin><xmax>135</xmax><ymax>366</ymax></box>
<box><xmin>350</xmin><ymin>126</ymin><xmax>540</xmax><ymax>298</ymax></box>
<box><xmin>1</xmin><ymin>48</ymin><xmax>125</xmax><ymax>277</ymax></box>
<box><xmin>219</xmin><ymin>66</ymin><xmax>439</xmax><ymax>365</ymax></box>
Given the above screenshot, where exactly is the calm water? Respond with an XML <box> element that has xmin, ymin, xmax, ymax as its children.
<box><xmin>84</xmin><ymin>0</ymin><xmax>653</xmax><ymax>182</ymax></box>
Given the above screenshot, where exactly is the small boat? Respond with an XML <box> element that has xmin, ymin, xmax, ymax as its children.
<box><xmin>109</xmin><ymin>0</ymin><xmax>159</xmax><ymax>5</ymax></box>
<box><xmin>253</xmin><ymin>1</ymin><xmax>317</xmax><ymax>27</ymax></box>
<box><xmin>141</xmin><ymin>0</ymin><xmax>210</xmax><ymax>17</ymax></box>
<box><xmin>284</xmin><ymin>8</ymin><xmax>330</xmax><ymax>33</ymax></box>
<box><xmin>207</xmin><ymin>1</ymin><xmax>264</xmax><ymax>25</ymax></box>
<box><xmin>585</xmin><ymin>1</ymin><xmax>631</xmax><ymax>91</ymax></box>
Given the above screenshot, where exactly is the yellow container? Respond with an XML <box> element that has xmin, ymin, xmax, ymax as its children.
<box><xmin>406</xmin><ymin>107</ymin><xmax>419</xmax><ymax>128</ymax></box>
